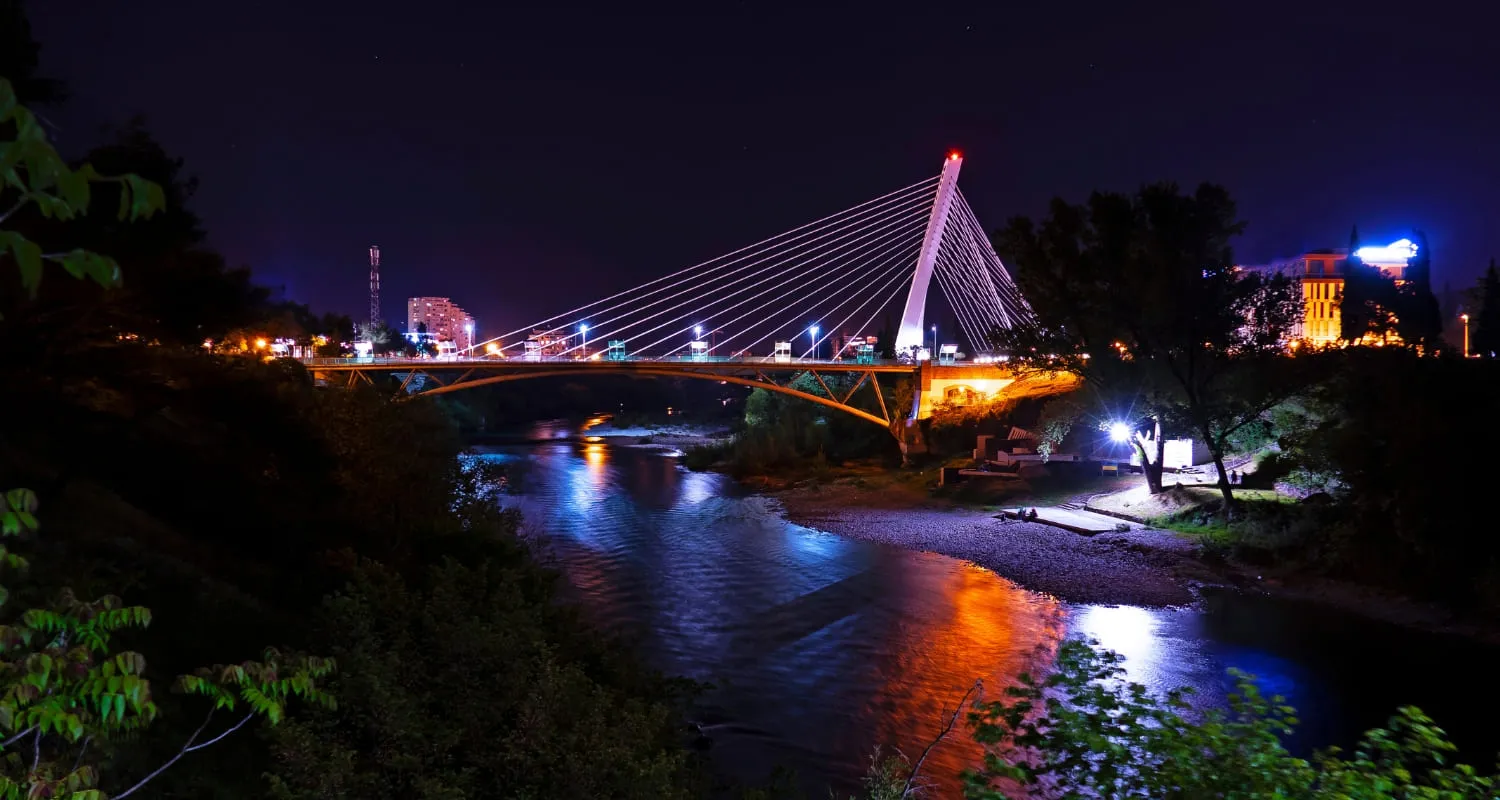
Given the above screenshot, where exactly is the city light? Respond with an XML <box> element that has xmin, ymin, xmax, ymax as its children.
<box><xmin>485</xmin><ymin>342</ymin><xmax>502</xmax><ymax>356</ymax></box>
<box><xmin>1109</xmin><ymin>422</ymin><xmax>1131</xmax><ymax>443</ymax></box>
<box><xmin>694</xmin><ymin>325</ymin><xmax>703</xmax><ymax>339</ymax></box>
<box><xmin>1354</xmin><ymin>238</ymin><xmax>1418</xmax><ymax>266</ymax></box>
<box><xmin>254</xmin><ymin>338</ymin><xmax>268</xmax><ymax>350</ymax></box>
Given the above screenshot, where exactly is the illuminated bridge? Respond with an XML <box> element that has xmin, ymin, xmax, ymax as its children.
<box><xmin>302</xmin><ymin>154</ymin><xmax>1079</xmax><ymax>452</ymax></box>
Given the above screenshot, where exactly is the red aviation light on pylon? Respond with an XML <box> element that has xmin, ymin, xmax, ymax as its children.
<box><xmin>948</xmin><ymin>151</ymin><xmax>961</xmax><ymax>160</ymax></box>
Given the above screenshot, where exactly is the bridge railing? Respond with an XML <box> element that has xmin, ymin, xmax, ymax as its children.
<box><xmin>295</xmin><ymin>355</ymin><xmax>917</xmax><ymax>368</ymax></box>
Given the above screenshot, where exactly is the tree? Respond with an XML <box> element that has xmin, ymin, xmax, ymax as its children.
<box><xmin>1341</xmin><ymin>229</ymin><xmax>1443</xmax><ymax>350</ymax></box>
<box><xmin>0</xmin><ymin>79</ymin><xmax>163</xmax><ymax>304</ymax></box>
<box><xmin>265</xmin><ymin>547</ymin><xmax>702</xmax><ymax>798</ymax></box>
<box><xmin>0</xmin><ymin>0</ymin><xmax>66</xmax><ymax>106</ymax></box>
<box><xmin>958</xmin><ymin>639</ymin><xmax>1496</xmax><ymax>798</ymax></box>
<box><xmin>1</xmin><ymin>84</ymin><xmax>334</xmax><ymax>797</ymax></box>
<box><xmin>992</xmin><ymin>183</ymin><xmax>1304</xmax><ymax>508</ymax></box>
<box><xmin>0</xmin><ymin>489</ymin><xmax>335</xmax><ymax>799</ymax></box>
<box><xmin>1470</xmin><ymin>259</ymin><xmax>1500</xmax><ymax>357</ymax></box>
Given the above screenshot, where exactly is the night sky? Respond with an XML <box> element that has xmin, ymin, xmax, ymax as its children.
<box><xmin>29</xmin><ymin>0</ymin><xmax>1500</xmax><ymax>334</ymax></box>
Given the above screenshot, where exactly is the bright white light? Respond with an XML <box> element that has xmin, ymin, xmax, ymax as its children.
<box><xmin>809</xmin><ymin>325</ymin><xmax>819</xmax><ymax>338</ymax></box>
<box><xmin>1354</xmin><ymin>238</ymin><xmax>1418</xmax><ymax>266</ymax></box>
<box><xmin>580</xmin><ymin>323</ymin><xmax>589</xmax><ymax>333</ymax></box>
<box><xmin>694</xmin><ymin>325</ymin><xmax>702</xmax><ymax>338</ymax></box>
<box><xmin>1109</xmin><ymin>422</ymin><xmax>1131</xmax><ymax>442</ymax></box>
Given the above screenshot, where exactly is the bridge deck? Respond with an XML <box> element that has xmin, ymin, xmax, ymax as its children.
<box><xmin>298</xmin><ymin>356</ymin><xmax>929</xmax><ymax>373</ymax></box>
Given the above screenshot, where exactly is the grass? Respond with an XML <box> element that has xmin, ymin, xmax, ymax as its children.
<box><xmin>1148</xmin><ymin>488</ymin><xmax>1310</xmax><ymax>557</ymax></box>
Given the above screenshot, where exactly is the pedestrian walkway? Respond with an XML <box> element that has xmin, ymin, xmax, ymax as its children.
<box><xmin>1004</xmin><ymin>505</ymin><xmax>1134</xmax><ymax>535</ymax></box>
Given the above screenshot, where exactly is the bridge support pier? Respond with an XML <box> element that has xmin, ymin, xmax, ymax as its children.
<box><xmin>894</xmin><ymin>419</ymin><xmax>928</xmax><ymax>462</ymax></box>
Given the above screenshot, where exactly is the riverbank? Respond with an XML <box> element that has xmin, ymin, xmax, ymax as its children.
<box><xmin>773</xmin><ymin>470</ymin><xmax>1211</xmax><ymax>607</ymax></box>
<box><xmin>1086</xmin><ymin>483</ymin><xmax>1500</xmax><ymax>644</ymax></box>
<box><xmin>771</xmin><ymin>468</ymin><xmax>1500</xmax><ymax>644</ymax></box>
<box><xmin>580</xmin><ymin>418</ymin><xmax>732</xmax><ymax>451</ymax></box>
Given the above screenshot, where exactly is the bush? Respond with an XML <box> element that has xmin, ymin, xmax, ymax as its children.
<box><xmin>958</xmin><ymin>640</ymin><xmax>1496</xmax><ymax>799</ymax></box>
<box><xmin>265</xmin><ymin>501</ymin><xmax>705</xmax><ymax>798</ymax></box>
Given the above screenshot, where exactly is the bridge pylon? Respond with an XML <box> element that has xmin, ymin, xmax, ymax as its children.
<box><xmin>893</xmin><ymin>153</ymin><xmax>963</xmax><ymax>354</ymax></box>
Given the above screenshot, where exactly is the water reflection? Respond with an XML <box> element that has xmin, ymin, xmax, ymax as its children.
<box><xmin>491</xmin><ymin>440</ymin><xmax>1068</xmax><ymax>794</ymax></box>
<box><xmin>489</xmin><ymin>432</ymin><xmax>1500</xmax><ymax>793</ymax></box>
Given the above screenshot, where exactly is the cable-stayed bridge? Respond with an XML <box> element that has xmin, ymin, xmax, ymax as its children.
<box><xmin>303</xmin><ymin>155</ymin><xmax>1078</xmax><ymax>453</ymax></box>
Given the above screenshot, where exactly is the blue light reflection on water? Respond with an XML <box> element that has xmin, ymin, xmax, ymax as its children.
<box><xmin>478</xmin><ymin>432</ymin><xmax>1500</xmax><ymax>793</ymax></box>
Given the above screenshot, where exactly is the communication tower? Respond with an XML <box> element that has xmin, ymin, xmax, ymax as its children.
<box><xmin>368</xmin><ymin>245</ymin><xmax>381</xmax><ymax>328</ymax></box>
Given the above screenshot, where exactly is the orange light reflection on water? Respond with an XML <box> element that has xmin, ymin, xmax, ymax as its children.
<box><xmin>871</xmin><ymin>562</ymin><xmax>1067</xmax><ymax>796</ymax></box>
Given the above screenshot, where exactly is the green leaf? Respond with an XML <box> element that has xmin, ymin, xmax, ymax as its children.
<box><xmin>55</xmin><ymin>167</ymin><xmax>90</xmax><ymax>212</ymax></box>
<box><xmin>12</xmin><ymin>238</ymin><xmax>41</xmax><ymax>294</ymax></box>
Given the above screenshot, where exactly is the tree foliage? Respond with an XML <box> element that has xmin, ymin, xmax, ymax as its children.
<box><xmin>958</xmin><ymin>639</ymin><xmax>1496</xmax><ymax>799</ymax></box>
<box><xmin>1340</xmin><ymin>232</ymin><xmax>1443</xmax><ymax>350</ymax></box>
<box><xmin>264</xmin><ymin>510</ymin><xmax>703</xmax><ymax>799</ymax></box>
<box><xmin>1469</xmin><ymin>259</ymin><xmax>1500</xmax><ymax>358</ymax></box>
<box><xmin>0</xmin><ymin>489</ymin><xmax>334</xmax><ymax>800</ymax></box>
<box><xmin>0</xmin><ymin>80</ymin><xmax>165</xmax><ymax>307</ymax></box>
<box><xmin>0</xmin><ymin>1</ymin><xmax>66</xmax><ymax>107</ymax></box>
<box><xmin>992</xmin><ymin>182</ymin><xmax>1305</xmax><ymax>507</ymax></box>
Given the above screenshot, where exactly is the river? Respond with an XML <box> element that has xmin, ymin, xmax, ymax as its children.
<box><xmin>483</xmin><ymin>422</ymin><xmax>1499</xmax><ymax>796</ymax></box>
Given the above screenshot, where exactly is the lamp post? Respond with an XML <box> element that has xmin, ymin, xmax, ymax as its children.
<box><xmin>809</xmin><ymin>325</ymin><xmax>820</xmax><ymax>360</ymax></box>
<box><xmin>464</xmin><ymin>322</ymin><xmax>473</xmax><ymax>354</ymax></box>
<box><xmin>1461</xmin><ymin>313</ymin><xmax>1470</xmax><ymax>358</ymax></box>
<box><xmin>580</xmin><ymin>323</ymin><xmax>589</xmax><ymax>359</ymax></box>
<box><xmin>694</xmin><ymin>325</ymin><xmax>703</xmax><ymax>340</ymax></box>
<box><xmin>930</xmin><ymin>324</ymin><xmax>937</xmax><ymax>358</ymax></box>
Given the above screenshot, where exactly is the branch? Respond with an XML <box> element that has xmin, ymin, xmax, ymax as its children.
<box><xmin>0</xmin><ymin>194</ymin><xmax>28</xmax><ymax>226</ymax></box>
<box><xmin>184</xmin><ymin>712</ymin><xmax>255</xmax><ymax>753</ymax></box>
<box><xmin>31</xmin><ymin>728</ymin><xmax>40</xmax><ymax>773</ymax></box>
<box><xmin>71</xmin><ymin>736</ymin><xmax>91</xmax><ymax>774</ymax></box>
<box><xmin>0</xmin><ymin>727</ymin><xmax>35</xmax><ymax>748</ymax></box>
<box><xmin>902</xmin><ymin>680</ymin><xmax>982</xmax><ymax>797</ymax></box>
<box><xmin>111</xmin><ymin>707</ymin><xmax>255</xmax><ymax>800</ymax></box>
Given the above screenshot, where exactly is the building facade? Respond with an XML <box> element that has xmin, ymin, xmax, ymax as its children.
<box><xmin>1238</xmin><ymin>238</ymin><xmax>1417</xmax><ymax>347</ymax></box>
<box><xmin>407</xmin><ymin>297</ymin><xmax>475</xmax><ymax>350</ymax></box>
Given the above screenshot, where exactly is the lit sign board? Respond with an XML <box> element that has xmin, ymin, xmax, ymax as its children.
<box><xmin>1354</xmin><ymin>238</ymin><xmax>1417</xmax><ymax>267</ymax></box>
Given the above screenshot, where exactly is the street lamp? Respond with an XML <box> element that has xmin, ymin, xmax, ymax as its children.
<box><xmin>694</xmin><ymin>325</ymin><xmax>703</xmax><ymax>340</ymax></box>
<box><xmin>1109</xmin><ymin>422</ymin><xmax>1131</xmax><ymax>443</ymax></box>
<box><xmin>809</xmin><ymin>325</ymin><xmax>820</xmax><ymax>360</ymax></box>
<box><xmin>1461</xmin><ymin>314</ymin><xmax>1470</xmax><ymax>358</ymax></box>
<box><xmin>930</xmin><ymin>324</ymin><xmax>937</xmax><ymax>356</ymax></box>
<box><xmin>464</xmin><ymin>321</ymin><xmax>474</xmax><ymax>353</ymax></box>
<box><xmin>580</xmin><ymin>323</ymin><xmax>589</xmax><ymax>358</ymax></box>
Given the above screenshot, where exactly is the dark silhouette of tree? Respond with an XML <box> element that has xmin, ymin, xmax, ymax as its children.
<box><xmin>992</xmin><ymin>182</ymin><xmax>1303</xmax><ymax>508</ymax></box>
<box><xmin>0</xmin><ymin>0</ymin><xmax>66</xmax><ymax>106</ymax></box>
<box><xmin>1472</xmin><ymin>258</ymin><xmax>1500</xmax><ymax>357</ymax></box>
<box><xmin>11</xmin><ymin>120</ymin><xmax>276</xmax><ymax>346</ymax></box>
<box><xmin>1339</xmin><ymin>228</ymin><xmax>1440</xmax><ymax>349</ymax></box>
<box><xmin>1339</xmin><ymin>247</ymin><xmax>1395</xmax><ymax>342</ymax></box>
<box><xmin>1397</xmin><ymin>230</ymin><xmax>1442</xmax><ymax>348</ymax></box>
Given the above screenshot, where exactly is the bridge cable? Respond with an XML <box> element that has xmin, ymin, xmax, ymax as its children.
<box><xmin>552</xmin><ymin>190</ymin><xmax>937</xmax><ymax>357</ymax></box>
<box><xmin>677</xmin><ymin>218</ymin><xmax>927</xmax><ymax>358</ymax></box>
<box><xmin>647</xmin><ymin>216</ymin><xmax>927</xmax><ymax>357</ymax></box>
<box><xmin>497</xmin><ymin>179</ymin><xmax>938</xmax><ymax>354</ymax></box>
<box><xmin>471</xmin><ymin>175</ymin><xmax>939</xmax><ymax>352</ymax></box>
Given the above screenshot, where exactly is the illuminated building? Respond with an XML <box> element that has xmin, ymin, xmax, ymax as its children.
<box><xmin>407</xmin><ymin>297</ymin><xmax>476</xmax><ymax>350</ymax></box>
<box><xmin>1237</xmin><ymin>238</ymin><xmax>1418</xmax><ymax>347</ymax></box>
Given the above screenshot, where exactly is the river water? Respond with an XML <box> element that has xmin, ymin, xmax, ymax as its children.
<box><xmin>484</xmin><ymin>423</ymin><xmax>1499</xmax><ymax>796</ymax></box>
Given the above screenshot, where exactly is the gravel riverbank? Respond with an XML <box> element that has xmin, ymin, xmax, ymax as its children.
<box><xmin>776</xmin><ymin>483</ymin><xmax>1204</xmax><ymax>607</ymax></box>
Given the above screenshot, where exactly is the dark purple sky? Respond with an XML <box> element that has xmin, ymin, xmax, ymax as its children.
<box><xmin>29</xmin><ymin>0</ymin><xmax>1500</xmax><ymax>333</ymax></box>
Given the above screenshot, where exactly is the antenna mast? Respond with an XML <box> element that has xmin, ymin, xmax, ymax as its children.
<box><xmin>368</xmin><ymin>245</ymin><xmax>381</xmax><ymax>328</ymax></box>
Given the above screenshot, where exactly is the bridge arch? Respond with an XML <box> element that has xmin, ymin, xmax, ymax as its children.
<box><xmin>402</xmin><ymin>366</ymin><xmax>896</xmax><ymax>429</ymax></box>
